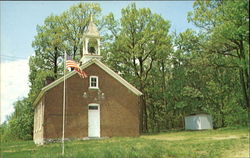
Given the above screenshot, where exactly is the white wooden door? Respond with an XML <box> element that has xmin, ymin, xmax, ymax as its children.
<box><xmin>88</xmin><ymin>104</ymin><xmax>100</xmax><ymax>137</ymax></box>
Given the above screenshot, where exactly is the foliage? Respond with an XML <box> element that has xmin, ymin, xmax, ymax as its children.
<box><xmin>1</xmin><ymin>98</ymin><xmax>33</xmax><ymax>142</ymax></box>
<box><xmin>188</xmin><ymin>0</ymin><xmax>249</xmax><ymax>108</ymax></box>
<box><xmin>102</xmin><ymin>1</ymin><xmax>248</xmax><ymax>131</ymax></box>
<box><xmin>30</xmin><ymin>3</ymin><xmax>103</xmax><ymax>102</ymax></box>
<box><xmin>165</xmin><ymin>28</ymin><xmax>248</xmax><ymax>128</ymax></box>
<box><xmin>103</xmin><ymin>3</ymin><xmax>172</xmax><ymax>132</ymax></box>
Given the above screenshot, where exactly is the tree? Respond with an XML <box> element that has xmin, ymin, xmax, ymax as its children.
<box><xmin>30</xmin><ymin>3</ymin><xmax>102</xmax><ymax>102</ymax></box>
<box><xmin>103</xmin><ymin>3</ymin><xmax>172</xmax><ymax>132</ymax></box>
<box><xmin>59</xmin><ymin>3</ymin><xmax>102</xmax><ymax>60</ymax></box>
<box><xmin>188</xmin><ymin>0</ymin><xmax>249</xmax><ymax>108</ymax></box>
<box><xmin>1</xmin><ymin>98</ymin><xmax>33</xmax><ymax>141</ymax></box>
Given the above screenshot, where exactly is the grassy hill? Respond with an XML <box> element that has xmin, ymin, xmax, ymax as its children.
<box><xmin>1</xmin><ymin>127</ymin><xmax>249</xmax><ymax>158</ymax></box>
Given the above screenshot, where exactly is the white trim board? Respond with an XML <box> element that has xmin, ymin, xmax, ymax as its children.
<box><xmin>33</xmin><ymin>59</ymin><xmax>143</xmax><ymax>107</ymax></box>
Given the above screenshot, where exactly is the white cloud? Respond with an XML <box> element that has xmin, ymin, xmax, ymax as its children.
<box><xmin>0</xmin><ymin>59</ymin><xmax>30</xmax><ymax>124</ymax></box>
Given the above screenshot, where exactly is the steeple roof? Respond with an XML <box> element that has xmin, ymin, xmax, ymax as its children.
<box><xmin>85</xmin><ymin>15</ymin><xmax>100</xmax><ymax>38</ymax></box>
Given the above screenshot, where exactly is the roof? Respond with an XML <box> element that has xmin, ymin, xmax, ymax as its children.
<box><xmin>33</xmin><ymin>59</ymin><xmax>143</xmax><ymax>107</ymax></box>
<box><xmin>84</xmin><ymin>16</ymin><xmax>100</xmax><ymax>38</ymax></box>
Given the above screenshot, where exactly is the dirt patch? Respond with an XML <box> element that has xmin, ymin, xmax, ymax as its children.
<box><xmin>142</xmin><ymin>135</ymin><xmax>245</xmax><ymax>141</ymax></box>
<box><xmin>6</xmin><ymin>144</ymin><xmax>28</xmax><ymax>148</ymax></box>
<box><xmin>141</xmin><ymin>135</ymin><xmax>186</xmax><ymax>141</ymax></box>
<box><xmin>3</xmin><ymin>150</ymin><xmax>16</xmax><ymax>153</ymax></box>
<box><xmin>3</xmin><ymin>148</ymin><xmax>37</xmax><ymax>153</ymax></box>
<box><xmin>209</xmin><ymin>135</ymin><xmax>239</xmax><ymax>140</ymax></box>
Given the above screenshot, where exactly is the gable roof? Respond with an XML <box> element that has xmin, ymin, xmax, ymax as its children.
<box><xmin>33</xmin><ymin>59</ymin><xmax>143</xmax><ymax>107</ymax></box>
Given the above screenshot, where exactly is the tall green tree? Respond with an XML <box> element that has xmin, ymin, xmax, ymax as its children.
<box><xmin>168</xmin><ymin>24</ymin><xmax>248</xmax><ymax>128</ymax></box>
<box><xmin>30</xmin><ymin>3</ymin><xmax>102</xmax><ymax>102</ymax></box>
<box><xmin>33</xmin><ymin>15</ymin><xmax>65</xmax><ymax>79</ymax></box>
<box><xmin>103</xmin><ymin>3</ymin><xmax>172</xmax><ymax>132</ymax></box>
<box><xmin>188</xmin><ymin>0</ymin><xmax>249</xmax><ymax>108</ymax></box>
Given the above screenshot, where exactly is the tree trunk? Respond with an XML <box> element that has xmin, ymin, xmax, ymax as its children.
<box><xmin>239</xmin><ymin>69</ymin><xmax>249</xmax><ymax>108</ymax></box>
<box><xmin>238</xmin><ymin>40</ymin><xmax>249</xmax><ymax>108</ymax></box>
<box><xmin>54</xmin><ymin>47</ymin><xmax>58</xmax><ymax>79</ymax></box>
<box><xmin>139</xmin><ymin>96</ymin><xmax>143</xmax><ymax>134</ymax></box>
<box><xmin>141</xmin><ymin>94</ymin><xmax>148</xmax><ymax>133</ymax></box>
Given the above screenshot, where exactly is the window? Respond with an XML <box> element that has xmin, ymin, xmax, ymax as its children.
<box><xmin>89</xmin><ymin>76</ymin><xmax>99</xmax><ymax>89</ymax></box>
<box><xmin>89</xmin><ymin>106</ymin><xmax>98</xmax><ymax>110</ymax></box>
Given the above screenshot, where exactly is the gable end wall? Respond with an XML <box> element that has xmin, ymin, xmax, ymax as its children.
<box><xmin>42</xmin><ymin>63</ymin><xmax>140</xmax><ymax>140</ymax></box>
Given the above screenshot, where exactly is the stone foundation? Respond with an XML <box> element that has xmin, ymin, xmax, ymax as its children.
<box><xmin>35</xmin><ymin>137</ymin><xmax>109</xmax><ymax>145</ymax></box>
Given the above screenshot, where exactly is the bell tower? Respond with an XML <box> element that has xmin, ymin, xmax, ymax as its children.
<box><xmin>81</xmin><ymin>15</ymin><xmax>102</xmax><ymax>64</ymax></box>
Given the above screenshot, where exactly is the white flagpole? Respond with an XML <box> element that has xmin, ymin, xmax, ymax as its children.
<box><xmin>62</xmin><ymin>52</ymin><xmax>66</xmax><ymax>155</ymax></box>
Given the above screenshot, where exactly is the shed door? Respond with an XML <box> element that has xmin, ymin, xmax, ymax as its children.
<box><xmin>88</xmin><ymin>104</ymin><xmax>100</xmax><ymax>137</ymax></box>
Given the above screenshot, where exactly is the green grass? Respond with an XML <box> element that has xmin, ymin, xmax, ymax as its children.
<box><xmin>1</xmin><ymin>127</ymin><xmax>249</xmax><ymax>158</ymax></box>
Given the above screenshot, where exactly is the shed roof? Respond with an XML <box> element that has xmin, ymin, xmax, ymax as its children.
<box><xmin>185</xmin><ymin>113</ymin><xmax>211</xmax><ymax>117</ymax></box>
<box><xmin>33</xmin><ymin>59</ymin><xmax>143</xmax><ymax>107</ymax></box>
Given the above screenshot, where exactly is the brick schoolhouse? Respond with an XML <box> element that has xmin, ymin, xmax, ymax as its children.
<box><xmin>33</xmin><ymin>18</ymin><xmax>142</xmax><ymax>145</ymax></box>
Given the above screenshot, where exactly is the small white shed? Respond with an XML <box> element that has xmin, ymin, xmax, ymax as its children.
<box><xmin>185</xmin><ymin>114</ymin><xmax>213</xmax><ymax>130</ymax></box>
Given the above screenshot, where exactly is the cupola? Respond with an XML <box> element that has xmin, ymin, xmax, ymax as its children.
<box><xmin>81</xmin><ymin>15</ymin><xmax>102</xmax><ymax>64</ymax></box>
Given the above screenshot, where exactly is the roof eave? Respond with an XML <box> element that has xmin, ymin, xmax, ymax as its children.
<box><xmin>91</xmin><ymin>59</ymin><xmax>143</xmax><ymax>96</ymax></box>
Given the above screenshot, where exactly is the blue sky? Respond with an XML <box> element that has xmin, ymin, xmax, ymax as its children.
<box><xmin>0</xmin><ymin>1</ymin><xmax>197</xmax><ymax>123</ymax></box>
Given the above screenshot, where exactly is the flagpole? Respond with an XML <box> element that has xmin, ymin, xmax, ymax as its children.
<box><xmin>62</xmin><ymin>52</ymin><xmax>66</xmax><ymax>155</ymax></box>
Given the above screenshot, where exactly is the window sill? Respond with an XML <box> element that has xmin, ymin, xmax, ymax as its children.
<box><xmin>89</xmin><ymin>87</ymin><xmax>99</xmax><ymax>90</ymax></box>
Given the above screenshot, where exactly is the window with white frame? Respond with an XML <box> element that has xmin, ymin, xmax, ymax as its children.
<box><xmin>89</xmin><ymin>76</ymin><xmax>99</xmax><ymax>89</ymax></box>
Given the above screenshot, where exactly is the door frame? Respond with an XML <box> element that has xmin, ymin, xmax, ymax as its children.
<box><xmin>88</xmin><ymin>103</ymin><xmax>100</xmax><ymax>137</ymax></box>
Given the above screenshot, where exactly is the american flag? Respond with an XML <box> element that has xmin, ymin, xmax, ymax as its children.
<box><xmin>66</xmin><ymin>55</ymin><xmax>87</xmax><ymax>78</ymax></box>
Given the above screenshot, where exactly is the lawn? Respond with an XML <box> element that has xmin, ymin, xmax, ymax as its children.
<box><xmin>1</xmin><ymin>127</ymin><xmax>249</xmax><ymax>158</ymax></box>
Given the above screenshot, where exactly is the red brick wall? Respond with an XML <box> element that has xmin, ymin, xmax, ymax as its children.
<box><xmin>43</xmin><ymin>63</ymin><xmax>140</xmax><ymax>139</ymax></box>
